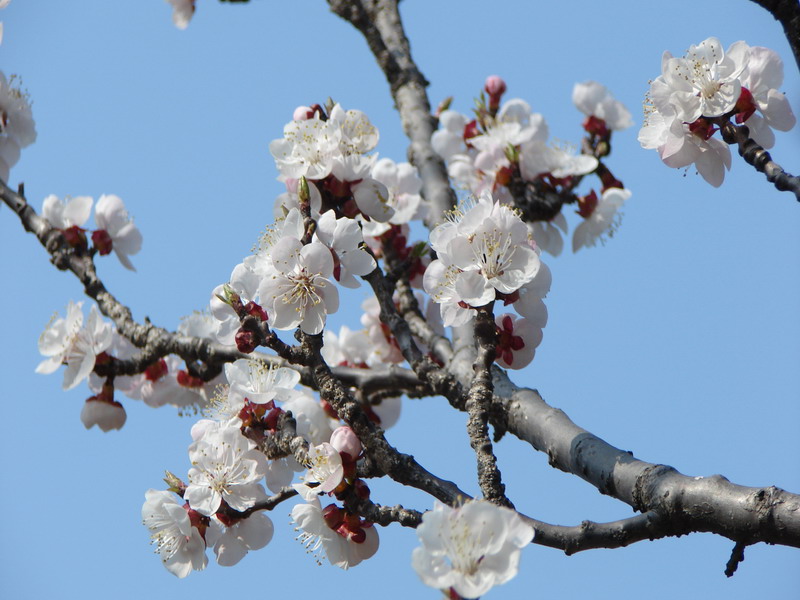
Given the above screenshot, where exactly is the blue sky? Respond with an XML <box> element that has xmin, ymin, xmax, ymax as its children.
<box><xmin>1</xmin><ymin>1</ymin><xmax>799</xmax><ymax>598</ymax></box>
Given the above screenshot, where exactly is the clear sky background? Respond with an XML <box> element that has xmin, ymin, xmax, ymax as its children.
<box><xmin>1</xmin><ymin>1</ymin><xmax>799</xmax><ymax>598</ymax></box>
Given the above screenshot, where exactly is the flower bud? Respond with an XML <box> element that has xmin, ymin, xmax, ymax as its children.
<box><xmin>330</xmin><ymin>426</ymin><xmax>362</xmax><ymax>460</ymax></box>
<box><xmin>293</xmin><ymin>105</ymin><xmax>315</xmax><ymax>121</ymax></box>
<box><xmin>235</xmin><ymin>328</ymin><xmax>257</xmax><ymax>354</ymax></box>
<box><xmin>484</xmin><ymin>75</ymin><xmax>507</xmax><ymax>111</ymax></box>
<box><xmin>80</xmin><ymin>396</ymin><xmax>126</xmax><ymax>432</ymax></box>
<box><xmin>91</xmin><ymin>229</ymin><xmax>113</xmax><ymax>255</ymax></box>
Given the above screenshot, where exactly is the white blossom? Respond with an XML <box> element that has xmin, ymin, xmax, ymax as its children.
<box><xmin>572</xmin><ymin>81</ymin><xmax>633</xmax><ymax>130</ymax></box>
<box><xmin>412</xmin><ymin>500</ymin><xmax>534</xmax><ymax>599</ymax></box>
<box><xmin>0</xmin><ymin>70</ymin><xmax>36</xmax><ymax>182</ymax></box>
<box><xmin>41</xmin><ymin>195</ymin><xmax>92</xmax><ymax>230</ymax></box>
<box><xmin>185</xmin><ymin>425</ymin><xmax>269</xmax><ymax>516</ymax></box>
<box><xmin>142</xmin><ymin>489</ymin><xmax>210</xmax><ymax>578</ymax></box>
<box><xmin>573</xmin><ymin>188</ymin><xmax>632</xmax><ymax>251</ymax></box>
<box><xmin>94</xmin><ymin>194</ymin><xmax>142</xmax><ymax>271</ymax></box>
<box><xmin>225</xmin><ymin>358</ymin><xmax>300</xmax><ymax>406</ymax></box>
<box><xmin>292</xmin><ymin>498</ymin><xmax>379</xmax><ymax>569</ymax></box>
<box><xmin>36</xmin><ymin>302</ymin><xmax>112</xmax><ymax>390</ymax></box>
<box><xmin>212</xmin><ymin>513</ymin><xmax>273</xmax><ymax>567</ymax></box>
<box><xmin>426</xmin><ymin>192</ymin><xmax>540</xmax><ymax>314</ymax></box>
<box><xmin>258</xmin><ymin>237</ymin><xmax>339</xmax><ymax>335</ymax></box>
<box><xmin>314</xmin><ymin>211</ymin><xmax>376</xmax><ymax>288</ymax></box>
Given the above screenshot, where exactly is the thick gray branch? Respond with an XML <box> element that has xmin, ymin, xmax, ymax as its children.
<box><xmin>492</xmin><ymin>370</ymin><xmax>800</xmax><ymax>549</ymax></box>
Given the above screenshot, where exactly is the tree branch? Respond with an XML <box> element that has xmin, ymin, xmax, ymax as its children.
<box><xmin>716</xmin><ymin>120</ymin><xmax>800</xmax><ymax>201</ymax></box>
<box><xmin>492</xmin><ymin>370</ymin><xmax>800</xmax><ymax>549</ymax></box>
<box><xmin>328</xmin><ymin>0</ymin><xmax>457</xmax><ymax>225</ymax></box>
<box><xmin>749</xmin><ymin>0</ymin><xmax>800</xmax><ymax>73</ymax></box>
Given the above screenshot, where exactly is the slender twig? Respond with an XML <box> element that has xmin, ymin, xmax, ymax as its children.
<box><xmin>725</xmin><ymin>541</ymin><xmax>748</xmax><ymax>577</ymax></box>
<box><xmin>466</xmin><ymin>306</ymin><xmax>512</xmax><ymax>508</ymax></box>
<box><xmin>716</xmin><ymin>119</ymin><xmax>800</xmax><ymax>201</ymax></box>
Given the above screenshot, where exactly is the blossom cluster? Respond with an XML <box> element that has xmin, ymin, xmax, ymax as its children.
<box><xmin>142</xmin><ymin>354</ymin><xmax>381</xmax><ymax>577</ymax></box>
<box><xmin>424</xmin><ymin>191</ymin><xmax>550</xmax><ymax>369</ymax></box>
<box><xmin>41</xmin><ymin>194</ymin><xmax>142</xmax><ymax>270</ymax></box>
<box><xmin>431</xmin><ymin>76</ymin><xmax>633</xmax><ymax>255</ymax></box>
<box><xmin>638</xmin><ymin>37</ymin><xmax>796</xmax><ymax>186</ymax></box>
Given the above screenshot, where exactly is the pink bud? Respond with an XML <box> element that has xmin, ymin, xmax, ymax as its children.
<box><xmin>330</xmin><ymin>426</ymin><xmax>362</xmax><ymax>460</ymax></box>
<box><xmin>484</xmin><ymin>75</ymin><xmax>507</xmax><ymax>110</ymax></box>
<box><xmin>293</xmin><ymin>105</ymin><xmax>315</xmax><ymax>121</ymax></box>
<box><xmin>484</xmin><ymin>75</ymin><xmax>507</xmax><ymax>97</ymax></box>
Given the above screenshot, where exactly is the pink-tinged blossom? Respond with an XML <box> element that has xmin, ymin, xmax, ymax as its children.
<box><xmin>314</xmin><ymin>211</ymin><xmax>376</xmax><ymax>288</ymax></box>
<box><xmin>411</xmin><ymin>500</ymin><xmax>534</xmax><ymax>599</ymax></box>
<box><xmin>656</xmin><ymin>38</ymin><xmax>749</xmax><ymax>123</ymax></box>
<box><xmin>94</xmin><ymin>194</ymin><xmax>142</xmax><ymax>271</ymax></box>
<box><xmin>80</xmin><ymin>396</ymin><xmax>126</xmax><ymax>432</ymax></box>
<box><xmin>258</xmin><ymin>237</ymin><xmax>339</xmax><ymax>335</ymax></box>
<box><xmin>41</xmin><ymin>194</ymin><xmax>92</xmax><ymax>229</ymax></box>
<box><xmin>0</xmin><ymin>70</ymin><xmax>36</xmax><ymax>182</ymax></box>
<box><xmin>573</xmin><ymin>188</ymin><xmax>632</xmax><ymax>252</ymax></box>
<box><xmin>294</xmin><ymin>442</ymin><xmax>344</xmax><ymax>501</ymax></box>
<box><xmin>572</xmin><ymin>81</ymin><xmax>633</xmax><ymax>131</ymax></box>
<box><xmin>142</xmin><ymin>489</ymin><xmax>212</xmax><ymax>578</ymax></box>
<box><xmin>166</xmin><ymin>0</ymin><xmax>195</xmax><ymax>30</ymax></box>
<box><xmin>36</xmin><ymin>302</ymin><xmax>113</xmax><ymax>390</ymax></box>
<box><xmin>292</xmin><ymin>498</ymin><xmax>379</xmax><ymax>569</ymax></box>
<box><xmin>212</xmin><ymin>513</ymin><xmax>273</xmax><ymax>567</ymax></box>
<box><xmin>639</xmin><ymin>105</ymin><xmax>731</xmax><ymax>187</ymax></box>
<box><xmin>185</xmin><ymin>425</ymin><xmax>269</xmax><ymax>516</ymax></box>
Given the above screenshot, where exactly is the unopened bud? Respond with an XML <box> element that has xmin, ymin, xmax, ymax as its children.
<box><xmin>91</xmin><ymin>229</ymin><xmax>113</xmax><ymax>255</ymax></box>
<box><xmin>330</xmin><ymin>426</ymin><xmax>362</xmax><ymax>460</ymax></box>
<box><xmin>63</xmin><ymin>225</ymin><xmax>88</xmax><ymax>250</ymax></box>
<box><xmin>235</xmin><ymin>328</ymin><xmax>257</xmax><ymax>354</ymax></box>
<box><xmin>435</xmin><ymin>96</ymin><xmax>453</xmax><ymax>117</ymax></box>
<box><xmin>484</xmin><ymin>74</ymin><xmax>507</xmax><ymax>111</ymax></box>
<box><xmin>215</xmin><ymin>284</ymin><xmax>241</xmax><ymax>308</ymax></box>
<box><xmin>163</xmin><ymin>470</ymin><xmax>185</xmax><ymax>494</ymax></box>
<box><xmin>298</xmin><ymin>176</ymin><xmax>310</xmax><ymax>205</ymax></box>
<box><xmin>293</xmin><ymin>105</ymin><xmax>315</xmax><ymax>121</ymax></box>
